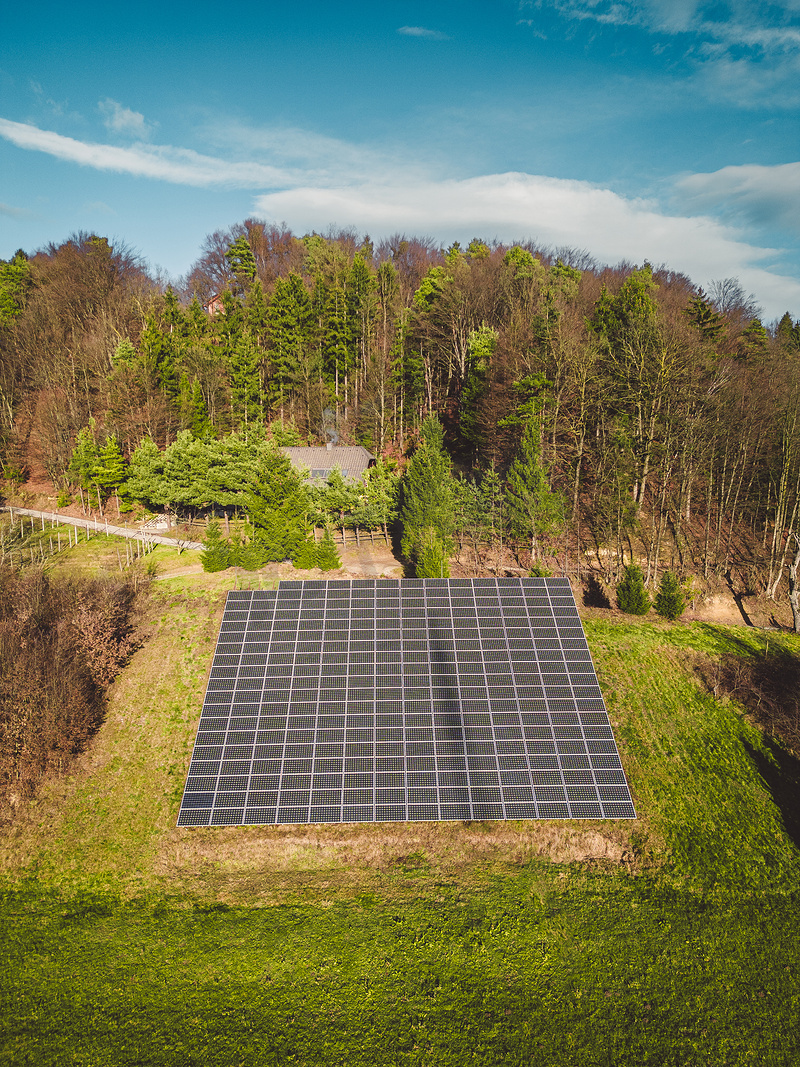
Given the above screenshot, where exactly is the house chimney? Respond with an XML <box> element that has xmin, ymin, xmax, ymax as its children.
<box><xmin>326</xmin><ymin>441</ymin><xmax>332</xmax><ymax>451</ymax></box>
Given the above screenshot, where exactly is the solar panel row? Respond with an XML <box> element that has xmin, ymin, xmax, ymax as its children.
<box><xmin>178</xmin><ymin>577</ymin><xmax>636</xmax><ymax>825</ymax></box>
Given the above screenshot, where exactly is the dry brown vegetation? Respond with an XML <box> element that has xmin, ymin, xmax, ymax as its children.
<box><xmin>0</xmin><ymin>565</ymin><xmax>142</xmax><ymax>814</ymax></box>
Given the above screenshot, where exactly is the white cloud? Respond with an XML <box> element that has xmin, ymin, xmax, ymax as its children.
<box><xmin>398</xmin><ymin>26</ymin><xmax>449</xmax><ymax>39</ymax></box>
<box><xmin>0</xmin><ymin>117</ymin><xmax>293</xmax><ymax>188</ymax></box>
<box><xmin>676</xmin><ymin>161</ymin><xmax>800</xmax><ymax>236</ymax></box>
<box><xmin>2</xmin><ymin>114</ymin><xmax>798</xmax><ymax>318</ymax></box>
<box><xmin>98</xmin><ymin>98</ymin><xmax>155</xmax><ymax>139</ymax></box>
<box><xmin>253</xmin><ymin>171</ymin><xmax>800</xmax><ymax>319</ymax></box>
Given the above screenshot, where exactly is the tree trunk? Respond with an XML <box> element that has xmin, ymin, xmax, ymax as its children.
<box><xmin>788</xmin><ymin>535</ymin><xmax>800</xmax><ymax>633</ymax></box>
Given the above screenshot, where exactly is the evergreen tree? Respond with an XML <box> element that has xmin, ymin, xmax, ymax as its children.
<box><xmin>68</xmin><ymin>425</ymin><xmax>100</xmax><ymax>495</ymax></box>
<box><xmin>505</xmin><ymin>418</ymin><xmax>564</xmax><ymax>562</ymax></box>
<box><xmin>617</xmin><ymin>564</ymin><xmax>651</xmax><ymax>615</ymax></box>
<box><xmin>316</xmin><ymin>527</ymin><xmax>341</xmax><ymax>571</ymax></box>
<box><xmin>458</xmin><ymin>325</ymin><xmax>496</xmax><ymax>453</ymax></box>
<box><xmin>0</xmin><ymin>249</ymin><xmax>31</xmax><ymax>326</ymax></box>
<box><xmin>416</xmin><ymin>528</ymin><xmax>450</xmax><ymax>578</ymax></box>
<box><xmin>684</xmin><ymin>292</ymin><xmax>724</xmax><ymax>342</ymax></box>
<box><xmin>323</xmin><ymin>283</ymin><xmax>352</xmax><ymax>398</ymax></box>
<box><xmin>292</xmin><ymin>536</ymin><xmax>318</xmax><ymax>570</ymax></box>
<box><xmin>347</xmin><ymin>254</ymin><xmax>377</xmax><ymax>375</ymax></box>
<box><xmin>178</xmin><ymin>372</ymin><xmax>193</xmax><ymax>431</ymax></box>
<box><xmin>225</xmin><ymin>235</ymin><xmax>257</xmax><ymax>295</ymax></box>
<box><xmin>266</xmin><ymin>273</ymin><xmax>312</xmax><ymax>416</ymax></box>
<box><xmin>190</xmin><ymin>379</ymin><xmax>211</xmax><ymax>438</ymax></box>
<box><xmin>112</xmin><ymin>338</ymin><xmax>137</xmax><ymax>367</ymax></box>
<box><xmin>248</xmin><ymin>448</ymin><xmax>309</xmax><ymax>562</ymax></box>
<box><xmin>124</xmin><ymin>437</ymin><xmax>164</xmax><ymax>511</ymax></box>
<box><xmin>654</xmin><ymin>571</ymin><xmax>686</xmax><ymax>621</ymax></box>
<box><xmin>201</xmin><ymin>518</ymin><xmax>231</xmax><ymax>572</ymax></box>
<box><xmin>140</xmin><ymin>316</ymin><xmax>178</xmax><ymax>398</ymax></box>
<box><xmin>399</xmin><ymin>415</ymin><xmax>456</xmax><ymax>563</ymax></box>
<box><xmin>353</xmin><ymin>458</ymin><xmax>399</xmax><ymax>536</ymax></box>
<box><xmin>95</xmin><ymin>435</ymin><xmax>127</xmax><ymax>514</ymax></box>
<box><xmin>227</xmin><ymin>328</ymin><xmax>262</xmax><ymax>429</ymax></box>
<box><xmin>161</xmin><ymin>430</ymin><xmax>212</xmax><ymax>516</ymax></box>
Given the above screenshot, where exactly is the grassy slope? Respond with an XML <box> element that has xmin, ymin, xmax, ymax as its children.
<box><xmin>2</xmin><ymin>560</ymin><xmax>800</xmax><ymax>1065</ymax></box>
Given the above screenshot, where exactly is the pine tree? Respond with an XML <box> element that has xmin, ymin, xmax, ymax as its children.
<box><xmin>617</xmin><ymin>564</ymin><xmax>651</xmax><ymax>615</ymax></box>
<box><xmin>654</xmin><ymin>571</ymin><xmax>686</xmax><ymax>621</ymax></box>
<box><xmin>68</xmin><ymin>425</ymin><xmax>100</xmax><ymax>493</ymax></box>
<box><xmin>458</xmin><ymin>325</ymin><xmax>496</xmax><ymax>453</ymax></box>
<box><xmin>292</xmin><ymin>536</ymin><xmax>318</xmax><ymax>570</ymax></box>
<box><xmin>68</xmin><ymin>423</ymin><xmax>101</xmax><ymax>511</ymax></box>
<box><xmin>190</xmin><ymin>379</ymin><xmax>211</xmax><ymax>438</ymax></box>
<box><xmin>227</xmin><ymin>328</ymin><xmax>262</xmax><ymax>429</ymax></box>
<box><xmin>225</xmin><ymin>235</ymin><xmax>257</xmax><ymax>295</ymax></box>
<box><xmin>95</xmin><ymin>435</ymin><xmax>127</xmax><ymax>515</ymax></box>
<box><xmin>416</xmin><ymin>528</ymin><xmax>450</xmax><ymax>578</ymax></box>
<box><xmin>201</xmin><ymin>519</ymin><xmax>231</xmax><ymax>572</ymax></box>
<box><xmin>248</xmin><ymin>448</ymin><xmax>309</xmax><ymax>562</ymax></box>
<box><xmin>266</xmin><ymin>273</ymin><xmax>312</xmax><ymax>416</ymax></box>
<box><xmin>399</xmin><ymin>415</ymin><xmax>456</xmax><ymax>564</ymax></box>
<box><xmin>112</xmin><ymin>338</ymin><xmax>137</xmax><ymax>367</ymax></box>
<box><xmin>505</xmin><ymin>418</ymin><xmax>564</xmax><ymax>563</ymax></box>
<box><xmin>316</xmin><ymin>527</ymin><xmax>341</xmax><ymax>571</ymax></box>
<box><xmin>124</xmin><ymin>437</ymin><xmax>165</xmax><ymax>511</ymax></box>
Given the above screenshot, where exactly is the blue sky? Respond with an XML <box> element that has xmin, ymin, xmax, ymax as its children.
<box><xmin>1</xmin><ymin>0</ymin><xmax>799</xmax><ymax>319</ymax></box>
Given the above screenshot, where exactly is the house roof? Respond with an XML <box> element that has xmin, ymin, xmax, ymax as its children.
<box><xmin>280</xmin><ymin>445</ymin><xmax>375</xmax><ymax>480</ymax></box>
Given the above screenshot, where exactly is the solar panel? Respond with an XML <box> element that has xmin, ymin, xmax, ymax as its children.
<box><xmin>178</xmin><ymin>578</ymin><xmax>636</xmax><ymax>825</ymax></box>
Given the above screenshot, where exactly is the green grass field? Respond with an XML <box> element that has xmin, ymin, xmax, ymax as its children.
<box><xmin>2</xmin><ymin>567</ymin><xmax>800</xmax><ymax>1065</ymax></box>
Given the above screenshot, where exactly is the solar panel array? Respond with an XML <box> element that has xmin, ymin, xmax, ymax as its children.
<box><xmin>178</xmin><ymin>577</ymin><xmax>635</xmax><ymax>826</ymax></box>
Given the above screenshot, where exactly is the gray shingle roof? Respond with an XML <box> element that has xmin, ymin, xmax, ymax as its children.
<box><xmin>280</xmin><ymin>445</ymin><xmax>375</xmax><ymax>481</ymax></box>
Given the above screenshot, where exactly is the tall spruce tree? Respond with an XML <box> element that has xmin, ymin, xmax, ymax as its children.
<box><xmin>505</xmin><ymin>418</ymin><xmax>564</xmax><ymax>563</ymax></box>
<box><xmin>248</xmin><ymin>448</ymin><xmax>308</xmax><ymax>562</ymax></box>
<box><xmin>399</xmin><ymin>415</ymin><xmax>456</xmax><ymax>566</ymax></box>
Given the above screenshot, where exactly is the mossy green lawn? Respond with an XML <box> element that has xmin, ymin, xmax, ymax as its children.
<box><xmin>2</xmin><ymin>576</ymin><xmax>800</xmax><ymax>1065</ymax></box>
<box><xmin>3</xmin><ymin>879</ymin><xmax>799</xmax><ymax>1066</ymax></box>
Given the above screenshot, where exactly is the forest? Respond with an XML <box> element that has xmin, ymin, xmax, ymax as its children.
<box><xmin>1</xmin><ymin>221</ymin><xmax>799</xmax><ymax>600</ymax></box>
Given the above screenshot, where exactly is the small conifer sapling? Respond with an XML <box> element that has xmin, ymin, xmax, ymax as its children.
<box><xmin>616</xmin><ymin>564</ymin><xmax>651</xmax><ymax>615</ymax></box>
<box><xmin>654</xmin><ymin>571</ymin><xmax>686</xmax><ymax>621</ymax></box>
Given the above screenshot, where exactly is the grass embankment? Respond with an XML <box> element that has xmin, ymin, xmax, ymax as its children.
<box><xmin>2</xmin><ymin>567</ymin><xmax>800</xmax><ymax>1065</ymax></box>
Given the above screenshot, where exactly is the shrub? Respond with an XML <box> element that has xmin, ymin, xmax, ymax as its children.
<box><xmin>529</xmin><ymin>562</ymin><xmax>553</xmax><ymax>578</ymax></box>
<box><xmin>654</xmin><ymin>571</ymin><xmax>686</xmax><ymax>621</ymax></box>
<box><xmin>0</xmin><ymin>566</ymin><xmax>140</xmax><ymax>809</ymax></box>
<box><xmin>617</xmin><ymin>564</ymin><xmax>651</xmax><ymax>615</ymax></box>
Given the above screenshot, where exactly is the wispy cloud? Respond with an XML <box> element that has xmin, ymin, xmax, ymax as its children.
<box><xmin>253</xmin><ymin>171</ymin><xmax>800</xmax><ymax>319</ymax></box>
<box><xmin>397</xmin><ymin>26</ymin><xmax>450</xmax><ymax>40</ymax></box>
<box><xmin>0</xmin><ymin>201</ymin><xmax>33</xmax><ymax>219</ymax></box>
<box><xmin>675</xmin><ymin>161</ymin><xmax>800</xmax><ymax>237</ymax></box>
<box><xmin>98</xmin><ymin>98</ymin><xmax>155</xmax><ymax>139</ymax></box>
<box><xmin>521</xmin><ymin>0</ymin><xmax>800</xmax><ymax>104</ymax></box>
<box><xmin>0</xmin><ymin>118</ymin><xmax>293</xmax><ymax>188</ymax></box>
<box><xmin>83</xmin><ymin>200</ymin><xmax>117</xmax><ymax>216</ymax></box>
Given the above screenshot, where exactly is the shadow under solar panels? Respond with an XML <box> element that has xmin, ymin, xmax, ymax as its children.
<box><xmin>177</xmin><ymin>577</ymin><xmax>636</xmax><ymax>826</ymax></box>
